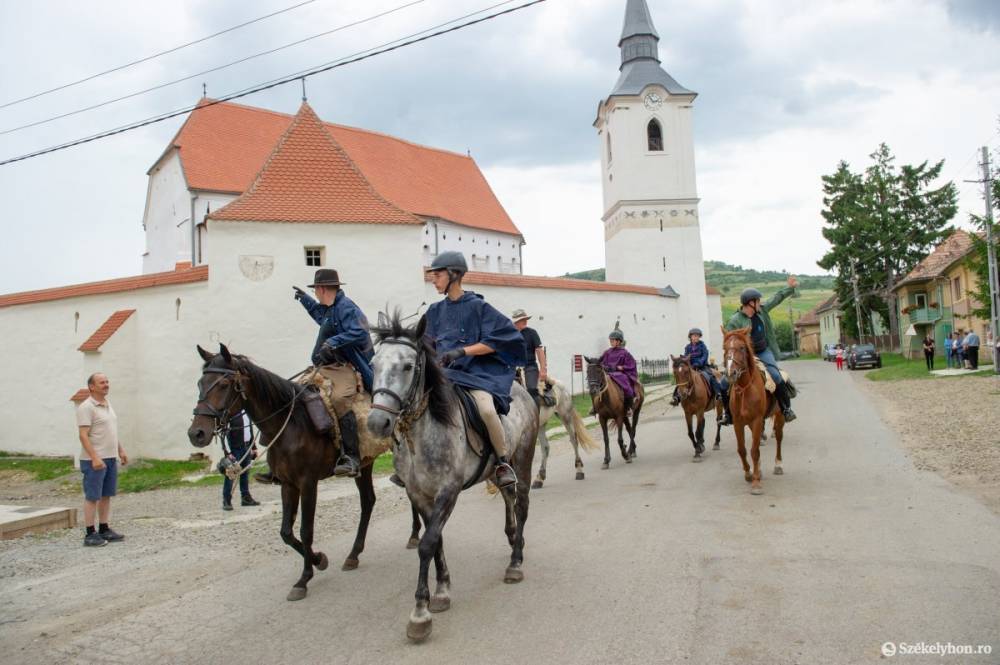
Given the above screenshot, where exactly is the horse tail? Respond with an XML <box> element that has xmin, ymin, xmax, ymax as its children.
<box><xmin>570</xmin><ymin>409</ymin><xmax>598</xmax><ymax>451</ymax></box>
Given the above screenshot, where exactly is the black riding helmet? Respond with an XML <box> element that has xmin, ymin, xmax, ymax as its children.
<box><xmin>608</xmin><ymin>329</ymin><xmax>624</xmax><ymax>342</ymax></box>
<box><xmin>740</xmin><ymin>288</ymin><xmax>763</xmax><ymax>306</ymax></box>
<box><xmin>688</xmin><ymin>327</ymin><xmax>703</xmax><ymax>338</ymax></box>
<box><xmin>427</xmin><ymin>251</ymin><xmax>468</xmax><ymax>274</ymax></box>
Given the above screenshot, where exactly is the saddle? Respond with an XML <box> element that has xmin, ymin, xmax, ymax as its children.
<box><xmin>295</xmin><ymin>368</ymin><xmax>392</xmax><ymax>463</ymax></box>
<box><xmin>452</xmin><ymin>385</ymin><xmax>490</xmax><ymax>457</ymax></box>
<box><xmin>752</xmin><ymin>359</ymin><xmax>795</xmax><ymax>397</ymax></box>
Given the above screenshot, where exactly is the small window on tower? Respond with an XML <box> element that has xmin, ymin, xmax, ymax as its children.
<box><xmin>662</xmin><ymin>256</ymin><xmax>667</xmax><ymax>271</ymax></box>
<box><xmin>647</xmin><ymin>119</ymin><xmax>663</xmax><ymax>151</ymax></box>
<box><xmin>607</xmin><ymin>132</ymin><xmax>613</xmax><ymax>163</ymax></box>
<box><xmin>304</xmin><ymin>246</ymin><xmax>324</xmax><ymax>267</ymax></box>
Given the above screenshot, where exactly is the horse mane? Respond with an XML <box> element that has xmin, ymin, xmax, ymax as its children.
<box><xmin>206</xmin><ymin>353</ymin><xmax>312</xmax><ymax>431</ymax></box>
<box><xmin>372</xmin><ymin>311</ymin><xmax>453</xmax><ymax>426</ymax></box>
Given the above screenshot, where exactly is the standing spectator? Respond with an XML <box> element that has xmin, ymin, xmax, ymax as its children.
<box><xmin>922</xmin><ymin>335</ymin><xmax>935</xmax><ymax>371</ymax></box>
<box><xmin>944</xmin><ymin>333</ymin><xmax>954</xmax><ymax>369</ymax></box>
<box><xmin>835</xmin><ymin>345</ymin><xmax>845</xmax><ymax>371</ymax></box>
<box><xmin>952</xmin><ymin>332</ymin><xmax>964</xmax><ymax>368</ymax></box>
<box><xmin>963</xmin><ymin>329</ymin><xmax>981</xmax><ymax>370</ymax></box>
<box><xmin>222</xmin><ymin>410</ymin><xmax>260</xmax><ymax>511</ymax></box>
<box><xmin>75</xmin><ymin>373</ymin><xmax>128</xmax><ymax>547</ymax></box>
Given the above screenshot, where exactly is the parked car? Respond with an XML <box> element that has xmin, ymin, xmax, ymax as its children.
<box><xmin>848</xmin><ymin>343</ymin><xmax>882</xmax><ymax>370</ymax></box>
<box><xmin>822</xmin><ymin>343</ymin><xmax>840</xmax><ymax>361</ymax></box>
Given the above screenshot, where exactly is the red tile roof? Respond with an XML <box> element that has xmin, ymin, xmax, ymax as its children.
<box><xmin>167</xmin><ymin>99</ymin><xmax>521</xmax><ymax>236</ymax></box>
<box><xmin>895</xmin><ymin>230</ymin><xmax>980</xmax><ymax>289</ymax></box>
<box><xmin>0</xmin><ymin>266</ymin><xmax>208</xmax><ymax>309</ymax></box>
<box><xmin>78</xmin><ymin>309</ymin><xmax>136</xmax><ymax>352</ymax></box>
<box><xmin>209</xmin><ymin>103</ymin><xmax>419</xmax><ymax>225</ymax></box>
<box><xmin>429</xmin><ymin>270</ymin><xmax>721</xmax><ymax>297</ymax></box>
<box><xmin>705</xmin><ymin>285</ymin><xmax>721</xmax><ymax>296</ymax></box>
<box><xmin>69</xmin><ymin>388</ymin><xmax>90</xmax><ymax>403</ymax></box>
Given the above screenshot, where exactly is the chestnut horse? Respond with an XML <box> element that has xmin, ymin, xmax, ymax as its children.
<box><xmin>671</xmin><ymin>355</ymin><xmax>723</xmax><ymax>461</ymax></box>
<box><xmin>584</xmin><ymin>358</ymin><xmax>644</xmax><ymax>469</ymax></box>
<box><xmin>721</xmin><ymin>328</ymin><xmax>784</xmax><ymax>495</ymax></box>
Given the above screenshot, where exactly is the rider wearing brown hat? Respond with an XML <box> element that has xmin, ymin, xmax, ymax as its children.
<box><xmin>511</xmin><ymin>308</ymin><xmax>548</xmax><ymax>408</ymax></box>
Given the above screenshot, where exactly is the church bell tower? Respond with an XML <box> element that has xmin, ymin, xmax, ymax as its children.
<box><xmin>596</xmin><ymin>0</ymin><xmax>708</xmax><ymax>328</ymax></box>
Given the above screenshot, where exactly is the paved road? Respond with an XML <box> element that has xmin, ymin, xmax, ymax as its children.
<box><xmin>16</xmin><ymin>361</ymin><xmax>1000</xmax><ymax>664</ymax></box>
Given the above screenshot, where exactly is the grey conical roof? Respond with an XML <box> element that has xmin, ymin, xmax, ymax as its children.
<box><xmin>608</xmin><ymin>0</ymin><xmax>696</xmax><ymax>97</ymax></box>
<box><xmin>619</xmin><ymin>0</ymin><xmax>659</xmax><ymax>45</ymax></box>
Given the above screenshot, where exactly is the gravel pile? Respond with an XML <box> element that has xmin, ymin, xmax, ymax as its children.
<box><xmin>859</xmin><ymin>373</ymin><xmax>1000</xmax><ymax>515</ymax></box>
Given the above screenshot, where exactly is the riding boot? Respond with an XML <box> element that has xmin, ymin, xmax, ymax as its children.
<box><xmin>669</xmin><ymin>387</ymin><xmax>681</xmax><ymax>406</ymax></box>
<box><xmin>624</xmin><ymin>395</ymin><xmax>634</xmax><ymax>413</ymax></box>
<box><xmin>333</xmin><ymin>411</ymin><xmax>362</xmax><ymax>478</ymax></box>
<box><xmin>530</xmin><ymin>392</ymin><xmax>542</xmax><ymax>409</ymax></box>
<box><xmin>494</xmin><ymin>456</ymin><xmax>517</xmax><ymax>489</ymax></box>
<box><xmin>720</xmin><ymin>392</ymin><xmax>733</xmax><ymax>426</ymax></box>
<box><xmin>776</xmin><ymin>384</ymin><xmax>797</xmax><ymax>423</ymax></box>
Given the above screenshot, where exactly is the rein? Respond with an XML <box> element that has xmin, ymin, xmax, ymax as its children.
<box><xmin>373</xmin><ymin>337</ymin><xmax>429</xmax><ymax>454</ymax></box>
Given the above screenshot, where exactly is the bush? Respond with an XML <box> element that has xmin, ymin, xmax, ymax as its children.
<box><xmin>774</xmin><ymin>320</ymin><xmax>794</xmax><ymax>352</ymax></box>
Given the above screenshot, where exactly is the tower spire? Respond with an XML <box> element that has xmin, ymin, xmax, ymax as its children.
<box><xmin>618</xmin><ymin>0</ymin><xmax>660</xmax><ymax>69</ymax></box>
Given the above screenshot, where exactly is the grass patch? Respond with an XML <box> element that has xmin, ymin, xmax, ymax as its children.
<box><xmin>866</xmin><ymin>353</ymin><xmax>995</xmax><ymax>381</ymax></box>
<box><xmin>544</xmin><ymin>380</ymin><xmax>670</xmax><ymax>430</ymax></box>
<box><xmin>0</xmin><ymin>456</ymin><xmax>75</xmax><ymax>481</ymax></box>
<box><xmin>721</xmin><ymin>285</ymin><xmax>833</xmax><ymax>327</ymax></box>
<box><xmin>788</xmin><ymin>353</ymin><xmax>820</xmax><ymax>361</ymax></box>
<box><xmin>115</xmin><ymin>459</ymin><xmax>216</xmax><ymax>493</ymax></box>
<box><xmin>372</xmin><ymin>452</ymin><xmax>394</xmax><ymax>475</ymax></box>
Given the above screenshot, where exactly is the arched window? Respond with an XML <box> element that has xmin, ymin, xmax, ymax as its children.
<box><xmin>606</xmin><ymin>132</ymin><xmax>613</xmax><ymax>163</ymax></box>
<box><xmin>647</xmin><ymin>119</ymin><xmax>663</xmax><ymax>151</ymax></box>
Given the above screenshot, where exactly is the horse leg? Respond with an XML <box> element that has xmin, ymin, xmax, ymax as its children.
<box><xmin>695</xmin><ymin>412</ymin><xmax>706</xmax><ymax>453</ymax></box>
<box><xmin>625</xmin><ymin>407</ymin><xmax>639</xmax><ymax>459</ymax></box>
<box><xmin>408</xmin><ymin>493</ymin><xmax>459</xmax><ymax>642</ymax></box>
<box><xmin>287</xmin><ymin>481</ymin><xmax>322</xmax><ymax>600</ymax></box>
<box><xmin>713</xmin><ymin>401</ymin><xmax>723</xmax><ymax>450</ymax></box>
<box><xmin>617</xmin><ymin>418</ymin><xmax>631</xmax><ymax>463</ymax></box>
<box><xmin>773</xmin><ymin>413</ymin><xmax>785</xmax><ymax>475</ymax></box>
<box><xmin>600</xmin><ymin>417</ymin><xmax>611</xmax><ymax>470</ymax></box>
<box><xmin>505</xmin><ymin>461</ymin><xmax>531</xmax><ymax>583</ymax></box>
<box><xmin>407</xmin><ymin>504</ymin><xmax>421</xmax><ymax>549</ymax></box>
<box><xmin>750</xmin><ymin>418</ymin><xmax>764</xmax><ymax>495</ymax></box>
<box><xmin>734</xmin><ymin>423</ymin><xmax>751</xmax><ymax>483</ymax></box>
<box><xmin>532</xmin><ymin>427</ymin><xmax>549</xmax><ymax>489</ymax></box>
<box><xmin>343</xmin><ymin>464</ymin><xmax>375</xmax><ymax>570</ymax></box>
<box><xmin>429</xmin><ymin>536</ymin><xmax>451</xmax><ymax>613</ymax></box>
<box><xmin>685</xmin><ymin>411</ymin><xmax>697</xmax><ymax>450</ymax></box>
<box><xmin>279</xmin><ymin>483</ymin><xmax>309</xmax><ymax>599</ymax></box>
<box><xmin>563</xmin><ymin>409</ymin><xmax>585</xmax><ymax>480</ymax></box>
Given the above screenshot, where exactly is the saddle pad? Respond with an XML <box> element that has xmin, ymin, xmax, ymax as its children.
<box><xmin>453</xmin><ymin>385</ymin><xmax>489</xmax><ymax>457</ymax></box>
<box><xmin>752</xmin><ymin>359</ymin><xmax>791</xmax><ymax>394</ymax></box>
<box><xmin>296</xmin><ymin>368</ymin><xmax>391</xmax><ymax>463</ymax></box>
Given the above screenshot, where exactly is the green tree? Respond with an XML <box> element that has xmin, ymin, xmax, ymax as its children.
<box><xmin>966</xmin><ymin>179</ymin><xmax>1000</xmax><ymax>322</ymax></box>
<box><xmin>774</xmin><ymin>320</ymin><xmax>794</xmax><ymax>352</ymax></box>
<box><xmin>817</xmin><ymin>144</ymin><xmax>957</xmax><ymax>345</ymax></box>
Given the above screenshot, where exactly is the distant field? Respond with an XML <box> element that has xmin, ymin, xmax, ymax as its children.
<box><xmin>719</xmin><ymin>282</ymin><xmax>832</xmax><ymax>326</ymax></box>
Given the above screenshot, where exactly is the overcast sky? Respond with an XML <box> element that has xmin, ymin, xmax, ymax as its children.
<box><xmin>1</xmin><ymin>0</ymin><xmax>998</xmax><ymax>293</ymax></box>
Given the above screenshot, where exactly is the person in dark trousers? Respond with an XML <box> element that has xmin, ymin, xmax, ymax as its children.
<box><xmin>963</xmin><ymin>330</ymin><xmax>981</xmax><ymax>370</ymax></box>
<box><xmin>222</xmin><ymin>410</ymin><xmax>260</xmax><ymax>511</ymax></box>
<box><xmin>511</xmin><ymin>308</ymin><xmax>548</xmax><ymax>408</ymax></box>
<box><xmin>922</xmin><ymin>335</ymin><xmax>935</xmax><ymax>371</ymax></box>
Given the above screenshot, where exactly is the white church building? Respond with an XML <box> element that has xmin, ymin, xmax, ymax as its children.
<box><xmin>0</xmin><ymin>0</ymin><xmax>721</xmax><ymax>460</ymax></box>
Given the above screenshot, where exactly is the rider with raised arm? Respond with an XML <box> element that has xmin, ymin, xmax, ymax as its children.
<box><xmin>424</xmin><ymin>252</ymin><xmax>527</xmax><ymax>489</ymax></box>
<box><xmin>722</xmin><ymin>275</ymin><xmax>798</xmax><ymax>423</ymax></box>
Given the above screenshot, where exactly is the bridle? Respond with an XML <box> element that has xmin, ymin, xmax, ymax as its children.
<box><xmin>371</xmin><ymin>337</ymin><xmax>426</xmax><ymax>419</ymax></box>
<box><xmin>193</xmin><ymin>367</ymin><xmax>247</xmax><ymax>432</ymax></box>
<box><xmin>724</xmin><ymin>337</ymin><xmax>751</xmax><ymax>385</ymax></box>
<box><xmin>673</xmin><ymin>360</ymin><xmax>696</xmax><ymax>401</ymax></box>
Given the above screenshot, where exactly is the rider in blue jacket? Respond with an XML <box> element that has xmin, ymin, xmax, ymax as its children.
<box><xmin>670</xmin><ymin>328</ymin><xmax>723</xmax><ymax>406</ymax></box>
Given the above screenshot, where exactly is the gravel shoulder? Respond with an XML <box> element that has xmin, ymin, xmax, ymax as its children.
<box><xmin>855</xmin><ymin>372</ymin><xmax>1000</xmax><ymax>515</ymax></box>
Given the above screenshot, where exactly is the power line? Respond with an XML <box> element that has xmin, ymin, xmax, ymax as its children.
<box><xmin>0</xmin><ymin>0</ymin><xmax>432</xmax><ymax>137</ymax></box>
<box><xmin>0</xmin><ymin>0</ymin><xmax>319</xmax><ymax>110</ymax></box>
<box><xmin>0</xmin><ymin>0</ymin><xmax>546</xmax><ymax>167</ymax></box>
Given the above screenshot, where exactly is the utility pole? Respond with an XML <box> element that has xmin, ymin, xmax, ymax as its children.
<box><xmin>978</xmin><ymin>146</ymin><xmax>1000</xmax><ymax>374</ymax></box>
<box><xmin>850</xmin><ymin>257</ymin><xmax>865</xmax><ymax>344</ymax></box>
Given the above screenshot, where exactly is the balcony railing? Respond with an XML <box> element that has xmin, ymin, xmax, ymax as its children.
<box><xmin>907</xmin><ymin>306</ymin><xmax>941</xmax><ymax>324</ymax></box>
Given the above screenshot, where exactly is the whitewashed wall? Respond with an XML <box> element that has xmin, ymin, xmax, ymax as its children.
<box><xmin>141</xmin><ymin>151</ymin><xmax>191</xmax><ymax>273</ymax></box>
<box><xmin>420</xmin><ymin>220</ymin><xmax>522</xmax><ymax>274</ymax></box>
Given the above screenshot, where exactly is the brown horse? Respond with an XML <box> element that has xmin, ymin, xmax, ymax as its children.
<box><xmin>584</xmin><ymin>358</ymin><xmax>644</xmax><ymax>469</ymax></box>
<box><xmin>671</xmin><ymin>355</ymin><xmax>723</xmax><ymax>461</ymax></box>
<box><xmin>721</xmin><ymin>328</ymin><xmax>784</xmax><ymax>494</ymax></box>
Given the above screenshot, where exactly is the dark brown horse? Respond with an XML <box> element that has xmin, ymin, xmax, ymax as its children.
<box><xmin>671</xmin><ymin>355</ymin><xmax>723</xmax><ymax>461</ymax></box>
<box><xmin>584</xmin><ymin>358</ymin><xmax>644</xmax><ymax>469</ymax></box>
<box><xmin>721</xmin><ymin>329</ymin><xmax>785</xmax><ymax>494</ymax></box>
<box><xmin>188</xmin><ymin>344</ymin><xmax>417</xmax><ymax>601</ymax></box>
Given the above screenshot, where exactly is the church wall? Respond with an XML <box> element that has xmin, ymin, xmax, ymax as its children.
<box><xmin>706</xmin><ymin>293</ymin><xmax>723</xmax><ymax>361</ymax></box>
<box><xmin>142</xmin><ymin>151</ymin><xmax>192</xmax><ymax>274</ymax></box>
<box><xmin>421</xmin><ymin>220</ymin><xmax>522</xmax><ymax>274</ymax></box>
<box><xmin>423</xmin><ymin>282</ymin><xmax>683</xmax><ymax>392</ymax></box>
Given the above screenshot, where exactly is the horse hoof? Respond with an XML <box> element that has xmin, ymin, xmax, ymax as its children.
<box><xmin>341</xmin><ymin>558</ymin><xmax>359</xmax><ymax>571</ymax></box>
<box><xmin>575</xmin><ymin>471</ymin><xmax>585</xmax><ymax>480</ymax></box>
<box><xmin>744</xmin><ymin>474</ymin><xmax>753</xmax><ymax>483</ymax></box>
<box><xmin>750</xmin><ymin>486</ymin><xmax>763</xmax><ymax>495</ymax></box>
<box><xmin>531</xmin><ymin>480</ymin><xmax>543</xmax><ymax>489</ymax></box>
<box><xmin>316</xmin><ymin>552</ymin><xmax>329</xmax><ymax>571</ymax></box>
<box><xmin>287</xmin><ymin>587</ymin><xmax>307</xmax><ymax>601</ymax></box>
<box><xmin>625</xmin><ymin>456</ymin><xmax>633</xmax><ymax>464</ymax></box>
<box><xmin>713</xmin><ymin>443</ymin><xmax>720</xmax><ymax>451</ymax></box>
<box><xmin>407</xmin><ymin>616</ymin><xmax>432</xmax><ymax>642</ymax></box>
<box><xmin>504</xmin><ymin>567</ymin><xmax>524</xmax><ymax>584</ymax></box>
<box><xmin>773</xmin><ymin>466</ymin><xmax>783</xmax><ymax>475</ymax></box>
<box><xmin>406</xmin><ymin>537</ymin><xmax>419</xmax><ymax>550</ymax></box>
<box><xmin>601</xmin><ymin>462</ymin><xmax>609</xmax><ymax>470</ymax></box>
<box><xmin>692</xmin><ymin>455</ymin><xmax>703</xmax><ymax>463</ymax></box>
<box><xmin>429</xmin><ymin>595</ymin><xmax>451</xmax><ymax>613</ymax></box>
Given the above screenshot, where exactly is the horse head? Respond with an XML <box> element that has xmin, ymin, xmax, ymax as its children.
<box><xmin>188</xmin><ymin>343</ymin><xmax>248</xmax><ymax>447</ymax></box>
<box><xmin>722</xmin><ymin>327</ymin><xmax>754</xmax><ymax>383</ymax></box>
<box><xmin>583</xmin><ymin>356</ymin><xmax>605</xmax><ymax>396</ymax></box>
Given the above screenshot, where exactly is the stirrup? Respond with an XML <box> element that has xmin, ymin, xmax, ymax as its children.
<box><xmin>334</xmin><ymin>455</ymin><xmax>361</xmax><ymax>478</ymax></box>
<box><xmin>782</xmin><ymin>408</ymin><xmax>797</xmax><ymax>423</ymax></box>
<box><xmin>389</xmin><ymin>473</ymin><xmax>405</xmax><ymax>488</ymax></box>
<box><xmin>494</xmin><ymin>461</ymin><xmax>517</xmax><ymax>489</ymax></box>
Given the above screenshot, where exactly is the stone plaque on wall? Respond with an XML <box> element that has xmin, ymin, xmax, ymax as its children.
<box><xmin>238</xmin><ymin>255</ymin><xmax>274</xmax><ymax>282</ymax></box>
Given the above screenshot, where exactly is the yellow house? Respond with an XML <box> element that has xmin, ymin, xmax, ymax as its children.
<box><xmin>892</xmin><ymin>230</ymin><xmax>989</xmax><ymax>358</ymax></box>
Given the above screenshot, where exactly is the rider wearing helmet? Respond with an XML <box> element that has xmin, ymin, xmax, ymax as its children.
<box><xmin>669</xmin><ymin>327</ymin><xmax>722</xmax><ymax>406</ymax></box>
<box><xmin>722</xmin><ymin>276</ymin><xmax>798</xmax><ymax>422</ymax></box>
<box><xmin>600</xmin><ymin>329</ymin><xmax>639</xmax><ymax>412</ymax></box>
<box><xmin>423</xmin><ymin>251</ymin><xmax>527</xmax><ymax>489</ymax></box>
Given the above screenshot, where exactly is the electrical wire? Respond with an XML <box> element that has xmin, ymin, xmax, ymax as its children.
<box><xmin>0</xmin><ymin>0</ymin><xmax>320</xmax><ymax>110</ymax></box>
<box><xmin>0</xmin><ymin>0</ymin><xmax>545</xmax><ymax>167</ymax></box>
<box><xmin>0</xmin><ymin>0</ymin><xmax>431</xmax><ymax>136</ymax></box>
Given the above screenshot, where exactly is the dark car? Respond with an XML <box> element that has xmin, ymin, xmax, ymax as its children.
<box><xmin>848</xmin><ymin>343</ymin><xmax>882</xmax><ymax>370</ymax></box>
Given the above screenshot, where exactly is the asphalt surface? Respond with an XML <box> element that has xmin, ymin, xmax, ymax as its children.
<box><xmin>9</xmin><ymin>361</ymin><xmax>1000</xmax><ymax>664</ymax></box>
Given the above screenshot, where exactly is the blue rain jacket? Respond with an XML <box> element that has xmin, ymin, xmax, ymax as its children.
<box><xmin>683</xmin><ymin>340</ymin><xmax>710</xmax><ymax>369</ymax></box>
<box><xmin>299</xmin><ymin>290</ymin><xmax>374</xmax><ymax>392</ymax></box>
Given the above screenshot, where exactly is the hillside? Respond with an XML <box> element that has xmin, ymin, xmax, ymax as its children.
<box><xmin>562</xmin><ymin>262</ymin><xmax>835</xmax><ymax>327</ymax></box>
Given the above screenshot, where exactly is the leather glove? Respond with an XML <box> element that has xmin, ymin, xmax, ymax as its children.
<box><xmin>293</xmin><ymin>286</ymin><xmax>307</xmax><ymax>301</ymax></box>
<box><xmin>314</xmin><ymin>343</ymin><xmax>338</xmax><ymax>366</ymax></box>
<box><xmin>439</xmin><ymin>348</ymin><xmax>466</xmax><ymax>367</ymax></box>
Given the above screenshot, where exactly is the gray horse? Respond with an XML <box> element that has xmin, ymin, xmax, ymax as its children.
<box><xmin>366</xmin><ymin>313</ymin><xmax>537</xmax><ymax>642</ymax></box>
<box><xmin>531</xmin><ymin>378</ymin><xmax>598</xmax><ymax>489</ymax></box>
